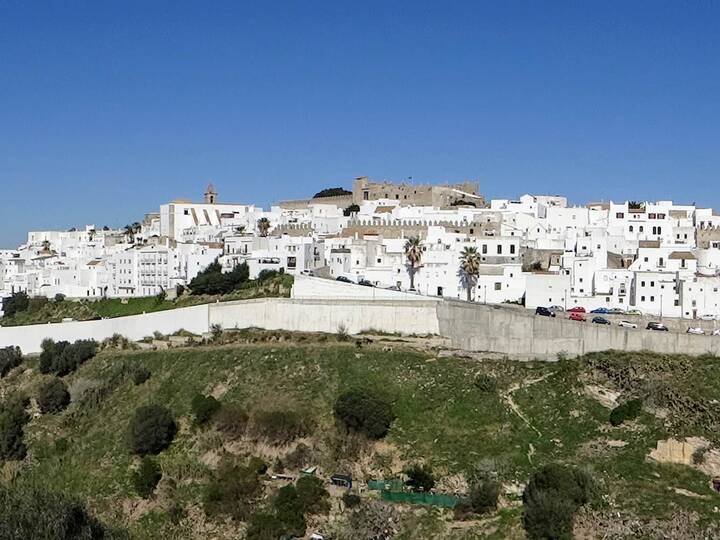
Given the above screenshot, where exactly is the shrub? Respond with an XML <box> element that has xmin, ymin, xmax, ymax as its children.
<box><xmin>522</xmin><ymin>464</ymin><xmax>596</xmax><ymax>540</ymax></box>
<box><xmin>132</xmin><ymin>456</ymin><xmax>162</xmax><ymax>498</ymax></box>
<box><xmin>39</xmin><ymin>339</ymin><xmax>98</xmax><ymax>376</ymax></box>
<box><xmin>0</xmin><ymin>395</ymin><xmax>30</xmax><ymax>461</ymax></box>
<box><xmin>54</xmin><ymin>293</ymin><xmax>66</xmax><ymax>303</ymax></box>
<box><xmin>250</xmin><ymin>409</ymin><xmax>311</xmax><ymax>444</ymax></box>
<box><xmin>342</xmin><ymin>491</ymin><xmax>362</xmax><ymax>508</ymax></box>
<box><xmin>131</xmin><ymin>366</ymin><xmax>151</xmax><ymax>386</ymax></box>
<box><xmin>213</xmin><ymin>403</ymin><xmax>249</xmax><ymax>438</ymax></box>
<box><xmin>2</xmin><ymin>291</ymin><xmax>29</xmax><ymax>318</ymax></box>
<box><xmin>469</xmin><ymin>479</ymin><xmax>500</xmax><ymax>514</ymax></box>
<box><xmin>127</xmin><ymin>405</ymin><xmax>177</xmax><ymax>455</ymax></box>
<box><xmin>296</xmin><ymin>475</ymin><xmax>330</xmax><ymax>515</ymax></box>
<box><xmin>0</xmin><ymin>347</ymin><xmax>23</xmax><ymax>378</ymax></box>
<box><xmin>609</xmin><ymin>398</ymin><xmax>642</xmax><ymax>426</ymax></box>
<box><xmin>257</xmin><ymin>269</ymin><xmax>279</xmax><ymax>281</ymax></box>
<box><xmin>37</xmin><ymin>378</ymin><xmax>71</xmax><ymax>413</ymax></box>
<box><xmin>191</xmin><ymin>393</ymin><xmax>221</xmax><ymax>425</ymax></box>
<box><xmin>0</xmin><ymin>482</ymin><xmax>127</xmax><ymax>539</ymax></box>
<box><xmin>334</xmin><ymin>389</ymin><xmax>395</xmax><ymax>439</ymax></box>
<box><xmin>473</xmin><ymin>373</ymin><xmax>497</xmax><ymax>393</ymax></box>
<box><xmin>203</xmin><ymin>459</ymin><xmax>264</xmax><ymax>520</ymax></box>
<box><xmin>404</xmin><ymin>464</ymin><xmax>435</xmax><ymax>492</ymax></box>
<box><xmin>246</xmin><ymin>512</ymin><xmax>287</xmax><ymax>540</ymax></box>
<box><xmin>273</xmin><ymin>485</ymin><xmax>307</xmax><ymax>536</ymax></box>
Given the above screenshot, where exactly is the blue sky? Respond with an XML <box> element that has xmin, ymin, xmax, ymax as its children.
<box><xmin>1</xmin><ymin>1</ymin><xmax>719</xmax><ymax>247</ymax></box>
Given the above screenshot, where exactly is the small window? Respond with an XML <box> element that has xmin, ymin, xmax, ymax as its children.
<box><xmin>494</xmin><ymin>282</ymin><xmax>502</xmax><ymax>291</ymax></box>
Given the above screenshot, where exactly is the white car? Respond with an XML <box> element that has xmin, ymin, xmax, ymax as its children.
<box><xmin>618</xmin><ymin>320</ymin><xmax>637</xmax><ymax>329</ymax></box>
<box><xmin>687</xmin><ymin>327</ymin><xmax>705</xmax><ymax>335</ymax></box>
<box><xmin>712</xmin><ymin>329</ymin><xmax>720</xmax><ymax>336</ymax></box>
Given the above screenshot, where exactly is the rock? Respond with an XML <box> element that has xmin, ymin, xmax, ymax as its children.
<box><xmin>583</xmin><ymin>384</ymin><xmax>620</xmax><ymax>409</ymax></box>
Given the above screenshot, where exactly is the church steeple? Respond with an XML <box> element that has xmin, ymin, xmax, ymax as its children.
<box><xmin>204</xmin><ymin>183</ymin><xmax>217</xmax><ymax>204</ymax></box>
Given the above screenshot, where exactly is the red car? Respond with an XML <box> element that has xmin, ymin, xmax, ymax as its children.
<box><xmin>569</xmin><ymin>313</ymin><xmax>586</xmax><ymax>322</ymax></box>
<box><xmin>567</xmin><ymin>306</ymin><xmax>586</xmax><ymax>313</ymax></box>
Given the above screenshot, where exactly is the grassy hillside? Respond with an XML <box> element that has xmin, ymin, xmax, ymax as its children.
<box><xmin>0</xmin><ymin>274</ymin><xmax>293</xmax><ymax>327</ymax></box>
<box><xmin>2</xmin><ymin>333</ymin><xmax>720</xmax><ymax>538</ymax></box>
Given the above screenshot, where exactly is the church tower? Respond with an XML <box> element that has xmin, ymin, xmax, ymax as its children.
<box><xmin>204</xmin><ymin>183</ymin><xmax>218</xmax><ymax>204</ymax></box>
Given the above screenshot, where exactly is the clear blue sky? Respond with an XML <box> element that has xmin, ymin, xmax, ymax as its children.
<box><xmin>1</xmin><ymin>1</ymin><xmax>719</xmax><ymax>247</ymax></box>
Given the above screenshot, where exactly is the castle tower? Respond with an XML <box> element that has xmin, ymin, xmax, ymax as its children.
<box><xmin>204</xmin><ymin>183</ymin><xmax>218</xmax><ymax>204</ymax></box>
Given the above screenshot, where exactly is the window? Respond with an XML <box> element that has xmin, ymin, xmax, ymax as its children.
<box><xmin>482</xmin><ymin>244</ymin><xmax>487</xmax><ymax>254</ymax></box>
<box><xmin>650</xmin><ymin>296</ymin><xmax>654</xmax><ymax>302</ymax></box>
<box><xmin>650</xmin><ymin>281</ymin><xmax>654</xmax><ymax>287</ymax></box>
<box><xmin>497</xmin><ymin>245</ymin><xmax>502</xmax><ymax>255</ymax></box>
<box><xmin>494</xmin><ymin>282</ymin><xmax>502</xmax><ymax>290</ymax></box>
<box><xmin>616</xmin><ymin>212</ymin><xmax>625</xmax><ymax>218</ymax></box>
<box><xmin>640</xmin><ymin>226</ymin><xmax>644</xmax><ymax>232</ymax></box>
<box><xmin>510</xmin><ymin>244</ymin><xmax>516</xmax><ymax>254</ymax></box>
<box><xmin>641</xmin><ymin>281</ymin><xmax>645</xmax><ymax>287</ymax></box>
<box><xmin>629</xmin><ymin>225</ymin><xmax>634</xmax><ymax>232</ymax></box>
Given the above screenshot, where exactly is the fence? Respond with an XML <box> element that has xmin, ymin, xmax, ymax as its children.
<box><xmin>380</xmin><ymin>490</ymin><xmax>461</xmax><ymax>508</ymax></box>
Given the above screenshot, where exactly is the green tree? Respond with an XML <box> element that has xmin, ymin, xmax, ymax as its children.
<box><xmin>191</xmin><ymin>393</ymin><xmax>221</xmax><ymax>425</ymax></box>
<box><xmin>334</xmin><ymin>389</ymin><xmax>395</xmax><ymax>440</ymax></box>
<box><xmin>37</xmin><ymin>378</ymin><xmax>71</xmax><ymax>413</ymax></box>
<box><xmin>2</xmin><ymin>292</ymin><xmax>29</xmax><ymax>318</ymax></box>
<box><xmin>127</xmin><ymin>405</ymin><xmax>177</xmax><ymax>455</ymax></box>
<box><xmin>404</xmin><ymin>464</ymin><xmax>435</xmax><ymax>492</ymax></box>
<box><xmin>0</xmin><ymin>347</ymin><xmax>23</xmax><ymax>378</ymax></box>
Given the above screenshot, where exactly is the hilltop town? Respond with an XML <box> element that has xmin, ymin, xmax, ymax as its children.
<box><xmin>2</xmin><ymin>176</ymin><xmax>719</xmax><ymax>322</ymax></box>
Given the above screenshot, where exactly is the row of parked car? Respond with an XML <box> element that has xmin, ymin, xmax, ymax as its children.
<box><xmin>535</xmin><ymin>306</ymin><xmax>720</xmax><ymax>335</ymax></box>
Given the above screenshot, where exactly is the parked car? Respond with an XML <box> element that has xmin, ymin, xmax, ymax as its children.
<box><xmin>592</xmin><ymin>316</ymin><xmax>610</xmax><ymax>325</ymax></box>
<box><xmin>712</xmin><ymin>329</ymin><xmax>720</xmax><ymax>336</ymax></box>
<box><xmin>358</xmin><ymin>279</ymin><xmax>374</xmax><ymax>287</ymax></box>
<box><xmin>567</xmin><ymin>306</ymin><xmax>586</xmax><ymax>313</ymax></box>
<box><xmin>608</xmin><ymin>308</ymin><xmax>625</xmax><ymax>315</ymax></box>
<box><xmin>646</xmin><ymin>322</ymin><xmax>669</xmax><ymax>331</ymax></box>
<box><xmin>569</xmin><ymin>313</ymin><xmax>586</xmax><ymax>322</ymax></box>
<box><xmin>687</xmin><ymin>327</ymin><xmax>705</xmax><ymax>335</ymax></box>
<box><xmin>535</xmin><ymin>307</ymin><xmax>556</xmax><ymax>317</ymax></box>
<box><xmin>700</xmin><ymin>314</ymin><xmax>719</xmax><ymax>321</ymax></box>
<box><xmin>549</xmin><ymin>305</ymin><xmax>565</xmax><ymax>312</ymax></box>
<box><xmin>335</xmin><ymin>276</ymin><xmax>352</xmax><ymax>283</ymax></box>
<box><xmin>626</xmin><ymin>309</ymin><xmax>643</xmax><ymax>316</ymax></box>
<box><xmin>618</xmin><ymin>320</ymin><xmax>638</xmax><ymax>329</ymax></box>
<box><xmin>591</xmin><ymin>308</ymin><xmax>610</xmax><ymax>314</ymax></box>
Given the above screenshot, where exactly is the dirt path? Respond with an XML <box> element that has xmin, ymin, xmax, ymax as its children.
<box><xmin>502</xmin><ymin>372</ymin><xmax>554</xmax><ymax>439</ymax></box>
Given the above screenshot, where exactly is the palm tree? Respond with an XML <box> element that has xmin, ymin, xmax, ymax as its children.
<box><xmin>257</xmin><ymin>218</ymin><xmax>271</xmax><ymax>237</ymax></box>
<box><xmin>404</xmin><ymin>236</ymin><xmax>423</xmax><ymax>290</ymax></box>
<box><xmin>459</xmin><ymin>246</ymin><xmax>481</xmax><ymax>302</ymax></box>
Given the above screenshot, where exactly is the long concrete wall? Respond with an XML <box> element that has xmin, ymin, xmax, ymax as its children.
<box><xmin>1</xmin><ymin>289</ymin><xmax>717</xmax><ymax>360</ymax></box>
<box><xmin>437</xmin><ymin>300</ymin><xmax>720</xmax><ymax>360</ymax></box>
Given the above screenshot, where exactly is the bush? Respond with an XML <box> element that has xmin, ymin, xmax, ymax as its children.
<box><xmin>203</xmin><ymin>459</ymin><xmax>264</xmax><ymax>521</ymax></box>
<box><xmin>2</xmin><ymin>291</ymin><xmax>29</xmax><ymax>318</ymax></box>
<box><xmin>37</xmin><ymin>378</ymin><xmax>71</xmax><ymax>413</ymax></box>
<box><xmin>522</xmin><ymin>464</ymin><xmax>596</xmax><ymax>540</ymax></box>
<box><xmin>132</xmin><ymin>456</ymin><xmax>162</xmax><ymax>498</ymax></box>
<box><xmin>342</xmin><ymin>491</ymin><xmax>362</xmax><ymax>508</ymax></box>
<box><xmin>404</xmin><ymin>464</ymin><xmax>435</xmax><ymax>492</ymax></box>
<box><xmin>189</xmin><ymin>260</ymin><xmax>250</xmax><ymax>295</ymax></box>
<box><xmin>127</xmin><ymin>405</ymin><xmax>177</xmax><ymax>455</ymax></box>
<box><xmin>250</xmin><ymin>409</ymin><xmax>311</xmax><ymax>444</ymax></box>
<box><xmin>39</xmin><ymin>339</ymin><xmax>98</xmax><ymax>376</ymax></box>
<box><xmin>54</xmin><ymin>293</ymin><xmax>66</xmax><ymax>303</ymax></box>
<box><xmin>131</xmin><ymin>366</ymin><xmax>151</xmax><ymax>386</ymax></box>
<box><xmin>257</xmin><ymin>269</ymin><xmax>279</xmax><ymax>281</ymax></box>
<box><xmin>0</xmin><ymin>395</ymin><xmax>30</xmax><ymax>461</ymax></box>
<box><xmin>296</xmin><ymin>475</ymin><xmax>330</xmax><ymax>515</ymax></box>
<box><xmin>213</xmin><ymin>403</ymin><xmax>249</xmax><ymax>438</ymax></box>
<box><xmin>191</xmin><ymin>394</ymin><xmax>221</xmax><ymax>425</ymax></box>
<box><xmin>609</xmin><ymin>398</ymin><xmax>642</xmax><ymax>426</ymax></box>
<box><xmin>0</xmin><ymin>347</ymin><xmax>23</xmax><ymax>378</ymax></box>
<box><xmin>0</xmin><ymin>482</ymin><xmax>127</xmax><ymax>540</ymax></box>
<box><xmin>334</xmin><ymin>389</ymin><xmax>395</xmax><ymax>439</ymax></box>
<box><xmin>473</xmin><ymin>373</ymin><xmax>497</xmax><ymax>393</ymax></box>
<box><xmin>313</xmin><ymin>187</ymin><xmax>351</xmax><ymax>198</ymax></box>
<box><xmin>469</xmin><ymin>479</ymin><xmax>500</xmax><ymax>514</ymax></box>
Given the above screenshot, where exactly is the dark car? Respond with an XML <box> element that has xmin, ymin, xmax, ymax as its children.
<box><xmin>535</xmin><ymin>307</ymin><xmax>556</xmax><ymax>317</ymax></box>
<box><xmin>591</xmin><ymin>308</ymin><xmax>610</xmax><ymax>314</ymax></box>
<box><xmin>646</xmin><ymin>322</ymin><xmax>669</xmax><ymax>331</ymax></box>
<box><xmin>592</xmin><ymin>316</ymin><xmax>611</xmax><ymax>325</ymax></box>
<box><xmin>358</xmin><ymin>279</ymin><xmax>374</xmax><ymax>287</ymax></box>
<box><xmin>335</xmin><ymin>276</ymin><xmax>352</xmax><ymax>283</ymax></box>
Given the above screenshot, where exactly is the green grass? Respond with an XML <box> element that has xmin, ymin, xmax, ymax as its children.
<box><xmin>6</xmin><ymin>341</ymin><xmax>720</xmax><ymax>538</ymax></box>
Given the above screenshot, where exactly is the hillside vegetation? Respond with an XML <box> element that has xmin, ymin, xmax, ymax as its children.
<box><xmin>0</xmin><ymin>273</ymin><xmax>293</xmax><ymax>327</ymax></box>
<box><xmin>1</xmin><ymin>332</ymin><xmax>720</xmax><ymax>538</ymax></box>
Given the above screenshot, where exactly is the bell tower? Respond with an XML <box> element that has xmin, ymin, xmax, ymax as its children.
<box><xmin>204</xmin><ymin>183</ymin><xmax>218</xmax><ymax>204</ymax></box>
